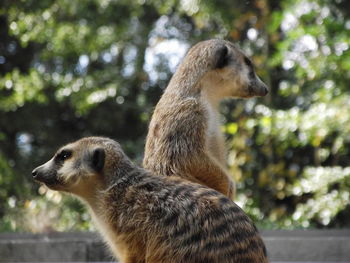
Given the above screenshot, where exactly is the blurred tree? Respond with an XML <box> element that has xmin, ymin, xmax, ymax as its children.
<box><xmin>225</xmin><ymin>0</ymin><xmax>350</xmax><ymax>228</ymax></box>
<box><xmin>0</xmin><ymin>0</ymin><xmax>349</xmax><ymax>231</ymax></box>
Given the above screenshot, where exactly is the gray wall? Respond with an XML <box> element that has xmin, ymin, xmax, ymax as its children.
<box><xmin>1</xmin><ymin>230</ymin><xmax>350</xmax><ymax>262</ymax></box>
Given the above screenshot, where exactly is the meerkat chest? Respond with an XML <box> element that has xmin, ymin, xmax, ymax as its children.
<box><xmin>90</xmin><ymin>209</ymin><xmax>126</xmax><ymax>260</ymax></box>
<box><xmin>204</xmin><ymin>103</ymin><xmax>226</xmax><ymax>165</ymax></box>
<box><xmin>206</xmin><ymin>108</ymin><xmax>221</xmax><ymax>142</ymax></box>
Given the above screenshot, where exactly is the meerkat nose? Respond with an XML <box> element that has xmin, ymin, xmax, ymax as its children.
<box><xmin>32</xmin><ymin>168</ymin><xmax>38</xmax><ymax>178</ymax></box>
<box><xmin>263</xmin><ymin>86</ymin><xmax>269</xmax><ymax>96</ymax></box>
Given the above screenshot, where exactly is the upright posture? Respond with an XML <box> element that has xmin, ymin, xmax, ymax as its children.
<box><xmin>32</xmin><ymin>137</ymin><xmax>268</xmax><ymax>263</ymax></box>
<box><xmin>144</xmin><ymin>39</ymin><xmax>268</xmax><ymax>199</ymax></box>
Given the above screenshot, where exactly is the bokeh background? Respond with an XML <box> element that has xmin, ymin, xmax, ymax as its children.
<box><xmin>0</xmin><ymin>0</ymin><xmax>349</xmax><ymax>232</ymax></box>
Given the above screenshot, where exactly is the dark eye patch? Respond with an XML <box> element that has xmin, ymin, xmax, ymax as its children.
<box><xmin>244</xmin><ymin>57</ymin><xmax>255</xmax><ymax>79</ymax></box>
<box><xmin>55</xmin><ymin>149</ymin><xmax>72</xmax><ymax>163</ymax></box>
<box><xmin>244</xmin><ymin>57</ymin><xmax>253</xmax><ymax>68</ymax></box>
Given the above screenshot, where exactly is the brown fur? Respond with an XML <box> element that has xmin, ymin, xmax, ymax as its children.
<box><xmin>144</xmin><ymin>39</ymin><xmax>268</xmax><ymax>199</ymax></box>
<box><xmin>32</xmin><ymin>137</ymin><xmax>268</xmax><ymax>263</ymax></box>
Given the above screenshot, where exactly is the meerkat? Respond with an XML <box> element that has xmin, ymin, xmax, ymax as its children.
<box><xmin>32</xmin><ymin>136</ymin><xmax>268</xmax><ymax>263</ymax></box>
<box><xmin>143</xmin><ymin>39</ymin><xmax>268</xmax><ymax>199</ymax></box>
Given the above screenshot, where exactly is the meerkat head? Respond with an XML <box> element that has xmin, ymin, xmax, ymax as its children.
<box><xmin>191</xmin><ymin>39</ymin><xmax>268</xmax><ymax>100</ymax></box>
<box><xmin>32</xmin><ymin>137</ymin><xmax>126</xmax><ymax>198</ymax></box>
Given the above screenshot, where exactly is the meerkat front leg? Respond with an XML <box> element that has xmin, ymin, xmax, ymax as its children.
<box><xmin>187</xmin><ymin>152</ymin><xmax>235</xmax><ymax>199</ymax></box>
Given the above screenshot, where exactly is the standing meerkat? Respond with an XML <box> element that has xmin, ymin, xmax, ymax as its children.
<box><xmin>32</xmin><ymin>137</ymin><xmax>268</xmax><ymax>263</ymax></box>
<box><xmin>143</xmin><ymin>39</ymin><xmax>268</xmax><ymax>199</ymax></box>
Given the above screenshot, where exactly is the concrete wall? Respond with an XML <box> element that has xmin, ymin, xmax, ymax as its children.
<box><xmin>1</xmin><ymin>230</ymin><xmax>350</xmax><ymax>262</ymax></box>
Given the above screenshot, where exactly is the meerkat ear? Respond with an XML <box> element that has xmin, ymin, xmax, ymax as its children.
<box><xmin>91</xmin><ymin>148</ymin><xmax>105</xmax><ymax>172</ymax></box>
<box><xmin>214</xmin><ymin>45</ymin><xmax>229</xmax><ymax>69</ymax></box>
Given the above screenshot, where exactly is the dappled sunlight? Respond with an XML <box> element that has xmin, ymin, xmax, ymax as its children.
<box><xmin>4</xmin><ymin>185</ymin><xmax>93</xmax><ymax>232</ymax></box>
<box><xmin>144</xmin><ymin>38</ymin><xmax>189</xmax><ymax>84</ymax></box>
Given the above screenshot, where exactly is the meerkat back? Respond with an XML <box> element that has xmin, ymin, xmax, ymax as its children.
<box><xmin>102</xmin><ymin>174</ymin><xmax>268</xmax><ymax>263</ymax></box>
<box><xmin>143</xmin><ymin>39</ymin><xmax>268</xmax><ymax>199</ymax></box>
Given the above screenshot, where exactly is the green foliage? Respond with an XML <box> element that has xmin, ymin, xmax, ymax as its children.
<box><xmin>230</xmin><ymin>96</ymin><xmax>350</xmax><ymax>228</ymax></box>
<box><xmin>0</xmin><ymin>0</ymin><xmax>349</xmax><ymax>231</ymax></box>
<box><xmin>2</xmin><ymin>187</ymin><xmax>92</xmax><ymax>232</ymax></box>
<box><xmin>0</xmin><ymin>69</ymin><xmax>45</xmax><ymax>110</ymax></box>
<box><xmin>227</xmin><ymin>0</ymin><xmax>350</xmax><ymax>228</ymax></box>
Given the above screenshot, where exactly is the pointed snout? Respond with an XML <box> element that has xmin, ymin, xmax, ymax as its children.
<box><xmin>32</xmin><ymin>165</ymin><xmax>46</xmax><ymax>182</ymax></box>
<box><xmin>32</xmin><ymin>162</ymin><xmax>59</xmax><ymax>186</ymax></box>
<box><xmin>253</xmin><ymin>76</ymin><xmax>269</xmax><ymax>97</ymax></box>
<box><xmin>259</xmin><ymin>81</ymin><xmax>269</xmax><ymax>97</ymax></box>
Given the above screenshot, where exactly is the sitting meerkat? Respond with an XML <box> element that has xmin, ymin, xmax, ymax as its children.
<box><xmin>143</xmin><ymin>39</ymin><xmax>268</xmax><ymax>199</ymax></box>
<box><xmin>32</xmin><ymin>137</ymin><xmax>268</xmax><ymax>263</ymax></box>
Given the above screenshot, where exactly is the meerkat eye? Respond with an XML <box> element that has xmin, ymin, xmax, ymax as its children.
<box><xmin>244</xmin><ymin>57</ymin><xmax>255</xmax><ymax>79</ymax></box>
<box><xmin>56</xmin><ymin>150</ymin><xmax>72</xmax><ymax>162</ymax></box>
